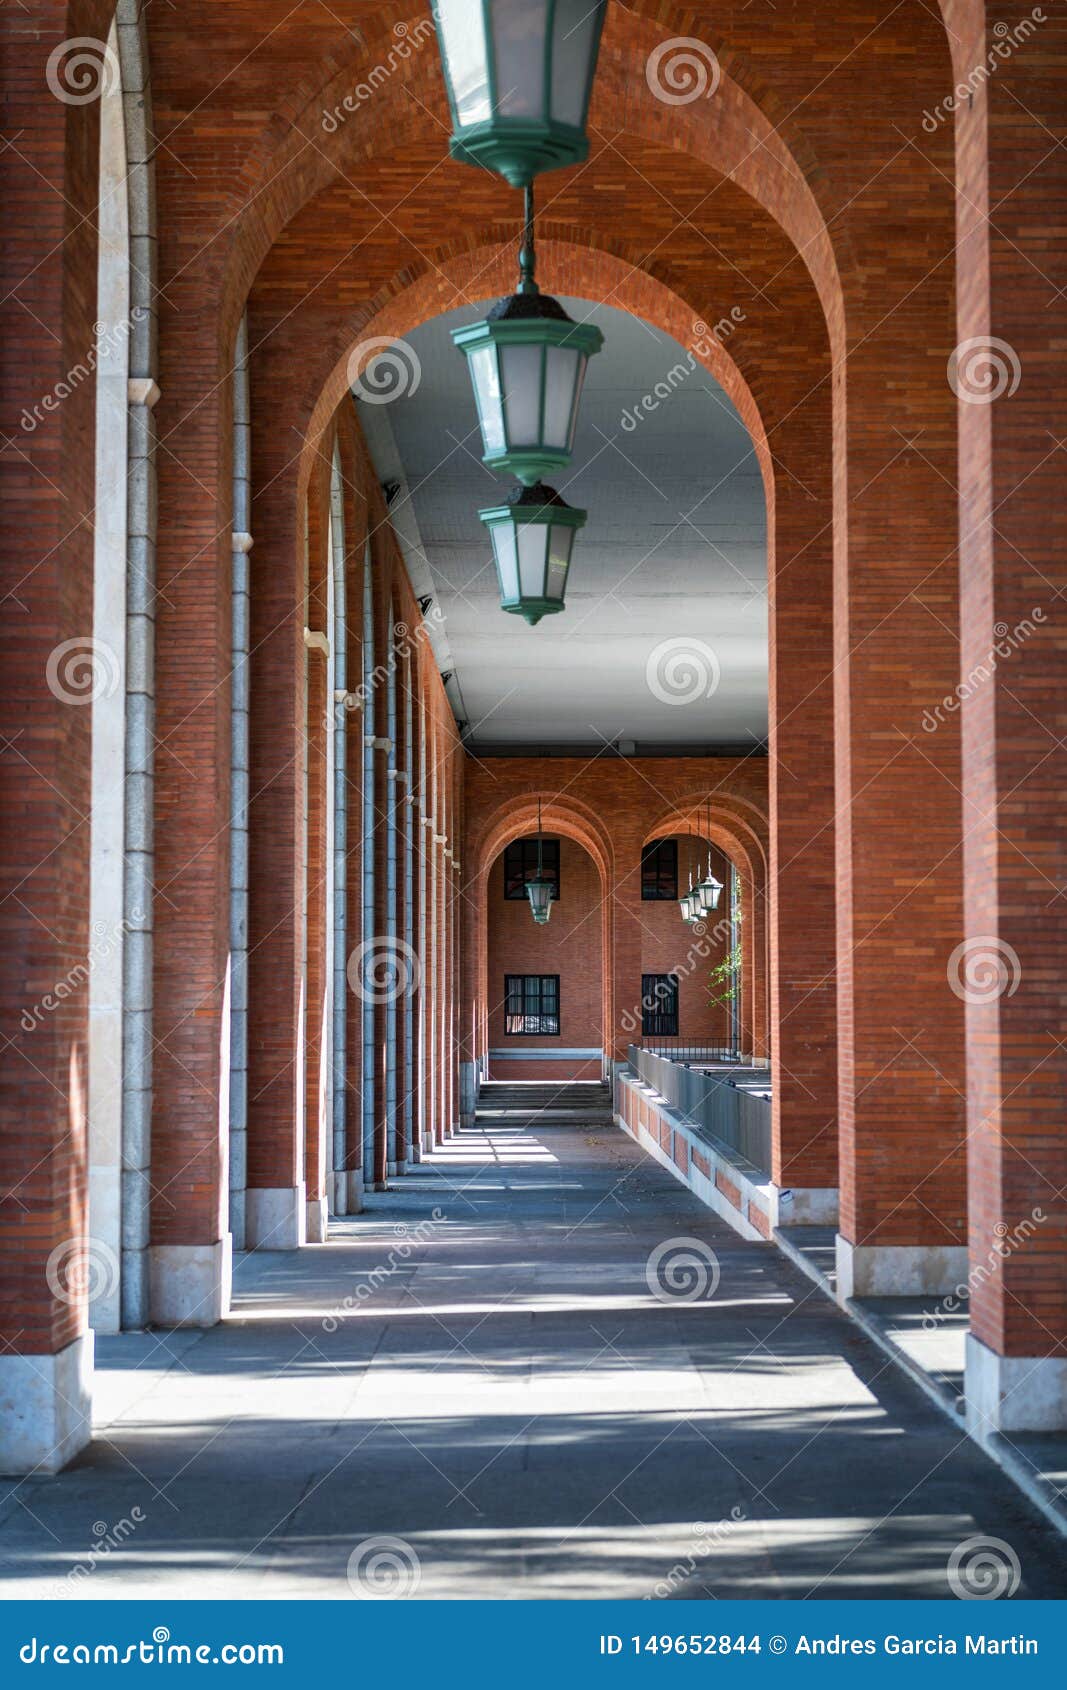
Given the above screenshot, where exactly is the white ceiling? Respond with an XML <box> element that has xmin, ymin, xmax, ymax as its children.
<box><xmin>359</xmin><ymin>296</ymin><xmax>767</xmax><ymax>750</ymax></box>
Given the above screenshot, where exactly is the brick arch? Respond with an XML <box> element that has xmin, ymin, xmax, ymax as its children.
<box><xmin>640</xmin><ymin>796</ymin><xmax>768</xmax><ymax>873</ymax></box>
<box><xmin>468</xmin><ymin>797</ymin><xmax>616</xmax><ymax>1083</ymax></box>
<box><xmin>221</xmin><ymin>2</ymin><xmax>845</xmax><ymax>345</ymax></box>
<box><xmin>293</xmin><ymin>235</ymin><xmax>774</xmax><ymax>519</ymax></box>
<box><xmin>640</xmin><ymin>799</ymin><xmax>771</xmax><ymax>1064</ymax></box>
<box><xmin>229</xmin><ymin>0</ymin><xmax>963</xmax><ymax>1267</ymax></box>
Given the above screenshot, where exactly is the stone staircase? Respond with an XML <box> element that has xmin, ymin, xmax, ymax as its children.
<box><xmin>475</xmin><ymin>1078</ymin><xmax>614</xmax><ymax>1125</ymax></box>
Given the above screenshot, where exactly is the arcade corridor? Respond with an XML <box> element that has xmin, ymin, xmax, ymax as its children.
<box><xmin>3</xmin><ymin>0</ymin><xmax>1067</xmax><ymax>1611</ymax></box>
<box><xmin>2</xmin><ymin>1086</ymin><xmax>1065</xmax><ymax>1600</ymax></box>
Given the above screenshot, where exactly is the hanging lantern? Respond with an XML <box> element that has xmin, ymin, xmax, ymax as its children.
<box><xmin>479</xmin><ymin>482</ymin><xmax>585</xmax><ymax>625</ymax></box>
<box><xmin>454</xmin><ymin>186</ymin><xmax>603</xmax><ymax>486</ymax></box>
<box><xmin>695</xmin><ymin>869</ymin><xmax>724</xmax><ymax>914</ymax></box>
<box><xmin>527</xmin><ymin>800</ymin><xmax>554</xmax><ymax>923</ymax></box>
<box><xmin>527</xmin><ymin>875</ymin><xmax>554</xmax><ymax>924</ymax></box>
<box><xmin>432</xmin><ymin>0</ymin><xmax>608</xmax><ymax>188</ymax></box>
<box><xmin>694</xmin><ymin>802</ymin><xmax>724</xmax><ymax>913</ymax></box>
<box><xmin>679</xmin><ymin>858</ymin><xmax>698</xmax><ymax>925</ymax></box>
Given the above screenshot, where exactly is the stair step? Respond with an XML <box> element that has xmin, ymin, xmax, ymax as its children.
<box><xmin>475</xmin><ymin>1079</ymin><xmax>614</xmax><ymax>1122</ymax></box>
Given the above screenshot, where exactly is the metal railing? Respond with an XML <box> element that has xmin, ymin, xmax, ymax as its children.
<box><xmin>640</xmin><ymin>1044</ymin><xmax>743</xmax><ymax>1066</ymax></box>
<box><xmin>627</xmin><ymin>1045</ymin><xmax>772</xmax><ymax>1175</ymax></box>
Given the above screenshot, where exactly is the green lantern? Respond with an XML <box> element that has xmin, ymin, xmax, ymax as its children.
<box><xmin>679</xmin><ymin>886</ymin><xmax>698</xmax><ymax>925</ymax></box>
<box><xmin>432</xmin><ymin>0</ymin><xmax>608</xmax><ymax>188</ymax></box>
<box><xmin>695</xmin><ymin>868</ymin><xmax>724</xmax><ymax>914</ymax></box>
<box><xmin>693</xmin><ymin>802</ymin><xmax>723</xmax><ymax>913</ymax></box>
<box><xmin>527</xmin><ymin>800</ymin><xmax>554</xmax><ymax>923</ymax></box>
<box><xmin>479</xmin><ymin>482</ymin><xmax>585</xmax><ymax>626</ymax></box>
<box><xmin>453</xmin><ymin>186</ymin><xmax>603</xmax><ymax>487</ymax></box>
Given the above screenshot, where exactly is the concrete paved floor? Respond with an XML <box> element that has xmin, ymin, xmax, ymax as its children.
<box><xmin>2</xmin><ymin>1113</ymin><xmax>1066</xmax><ymax>1600</ymax></box>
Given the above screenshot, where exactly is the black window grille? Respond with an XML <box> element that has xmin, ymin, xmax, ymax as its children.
<box><xmin>641</xmin><ymin>837</ymin><xmax>678</xmax><ymax>900</ymax></box>
<box><xmin>641</xmin><ymin>973</ymin><xmax>679</xmax><ymax>1037</ymax></box>
<box><xmin>503</xmin><ymin>838</ymin><xmax>560</xmax><ymax>901</ymax></box>
<box><xmin>504</xmin><ymin>974</ymin><xmax>561</xmax><ymax>1036</ymax></box>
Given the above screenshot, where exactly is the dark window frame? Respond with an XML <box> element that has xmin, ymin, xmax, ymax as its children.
<box><xmin>641</xmin><ymin>837</ymin><xmax>678</xmax><ymax>901</ymax></box>
<box><xmin>504</xmin><ymin>974</ymin><xmax>561</xmax><ymax>1037</ymax></box>
<box><xmin>641</xmin><ymin>972</ymin><xmax>680</xmax><ymax>1038</ymax></box>
<box><xmin>503</xmin><ymin>837</ymin><xmax>560</xmax><ymax>902</ymax></box>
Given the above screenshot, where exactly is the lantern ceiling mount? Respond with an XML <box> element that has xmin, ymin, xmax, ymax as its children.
<box><xmin>433</xmin><ymin>0</ymin><xmax>609</xmax><ymax>189</ymax></box>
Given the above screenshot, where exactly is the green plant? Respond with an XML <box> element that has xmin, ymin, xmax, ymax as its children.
<box><xmin>708</xmin><ymin>941</ymin><xmax>742</xmax><ymax>1007</ymax></box>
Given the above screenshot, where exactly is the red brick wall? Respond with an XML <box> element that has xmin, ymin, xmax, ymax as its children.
<box><xmin>487</xmin><ymin>838</ymin><xmax>602</xmax><ymax>1078</ymax></box>
<box><xmin>464</xmin><ymin>763</ymin><xmax>771</xmax><ymax>1072</ymax></box>
<box><xmin>947</xmin><ymin>1</ymin><xmax>1067</xmax><ymax>1358</ymax></box>
<box><xmin>1</xmin><ymin>0</ymin><xmax>111</xmax><ymax>1353</ymax></box>
<box><xmin>638</xmin><ymin>840</ymin><xmax>733</xmax><ymax>1051</ymax></box>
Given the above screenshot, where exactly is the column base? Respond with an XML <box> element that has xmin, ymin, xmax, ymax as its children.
<box><xmin>422</xmin><ymin>1133</ymin><xmax>434</xmax><ymax>1154</ymax></box>
<box><xmin>966</xmin><ymin>1332</ymin><xmax>1067</xmax><ymax>1436</ymax></box>
<box><xmin>395</xmin><ymin>1159</ymin><xmax>408</xmax><ymax>1178</ymax></box>
<box><xmin>836</xmin><ymin>1235</ymin><xmax>968</xmax><ymax>1300</ymax></box>
<box><xmin>0</xmin><ymin>1332</ymin><xmax>93</xmax><ymax>1475</ymax></box>
<box><xmin>149</xmin><ymin>1236</ymin><xmax>232</xmax><ymax>1326</ymax></box>
<box><xmin>768</xmin><ymin>1184</ymin><xmax>838</xmax><ymax>1227</ymax></box>
<box><xmin>229</xmin><ymin>1188</ymin><xmax>246</xmax><ymax>1253</ymax></box>
<box><xmin>459</xmin><ymin>1061</ymin><xmax>478</xmax><ymax>1128</ymax></box>
<box><xmin>246</xmin><ymin>1182</ymin><xmax>306</xmax><ymax>1250</ymax></box>
<box><xmin>120</xmin><ymin>1246</ymin><xmax>149</xmax><ymax>1332</ymax></box>
<box><xmin>345</xmin><ymin>1171</ymin><xmax>364</xmax><ymax>1213</ymax></box>
<box><xmin>305</xmin><ymin>1196</ymin><xmax>329</xmax><ymax>1243</ymax></box>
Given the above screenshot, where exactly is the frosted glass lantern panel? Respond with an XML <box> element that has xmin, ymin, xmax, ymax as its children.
<box><xmin>470</xmin><ymin>346</ymin><xmax>505</xmax><ymax>452</ymax></box>
<box><xmin>491</xmin><ymin>0</ymin><xmax>549</xmax><ymax>118</ymax></box>
<box><xmin>501</xmin><ymin>343</ymin><xmax>543</xmax><ymax>446</ymax></box>
<box><xmin>517</xmin><ymin>526</ymin><xmax>548</xmax><ymax>597</ymax></box>
<box><xmin>492</xmin><ymin>525</ymin><xmax>520</xmax><ymax>600</ymax></box>
<box><xmin>542</xmin><ymin>347</ymin><xmax>580</xmax><ymax>449</ymax></box>
<box><xmin>435</xmin><ymin>0</ymin><xmax>491</xmax><ymax>126</ymax></box>
<box><xmin>545</xmin><ymin>523</ymin><xmax>574</xmax><ymax>601</ymax></box>
<box><xmin>551</xmin><ymin>0</ymin><xmax>601</xmax><ymax>126</ymax></box>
